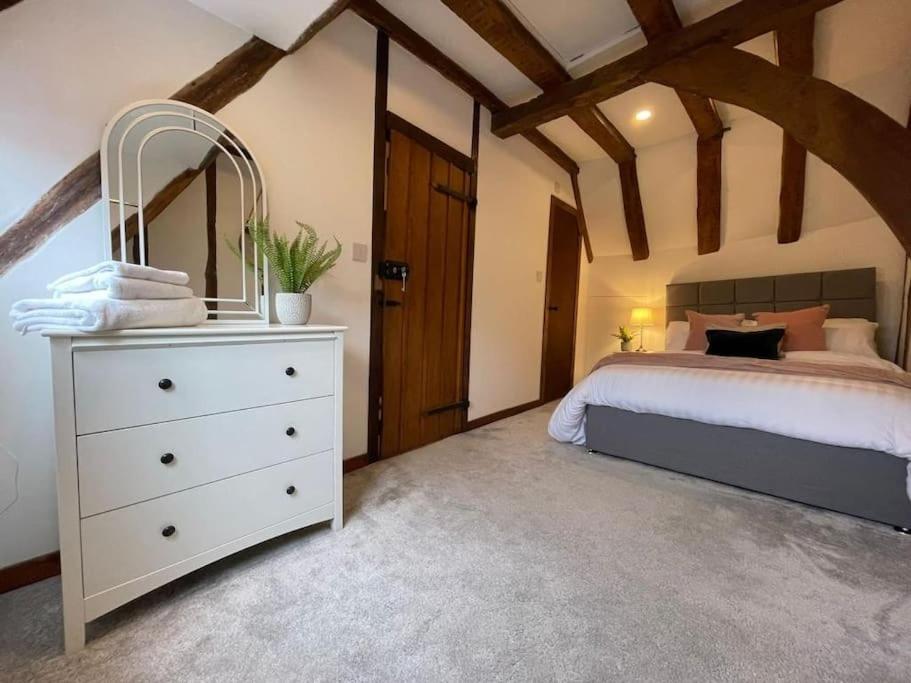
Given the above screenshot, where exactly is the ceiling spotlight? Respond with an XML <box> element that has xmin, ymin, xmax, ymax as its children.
<box><xmin>635</xmin><ymin>109</ymin><xmax>653</xmax><ymax>122</ymax></box>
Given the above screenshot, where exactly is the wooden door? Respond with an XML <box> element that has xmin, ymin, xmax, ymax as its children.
<box><xmin>379</xmin><ymin>120</ymin><xmax>473</xmax><ymax>459</ymax></box>
<box><xmin>541</xmin><ymin>197</ymin><xmax>581</xmax><ymax>403</ymax></box>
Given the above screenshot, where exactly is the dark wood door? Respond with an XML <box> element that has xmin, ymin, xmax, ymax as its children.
<box><xmin>379</xmin><ymin>124</ymin><xmax>472</xmax><ymax>458</ymax></box>
<box><xmin>541</xmin><ymin>197</ymin><xmax>581</xmax><ymax>403</ymax></box>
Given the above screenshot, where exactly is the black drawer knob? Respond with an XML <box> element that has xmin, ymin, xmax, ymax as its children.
<box><xmin>285</xmin><ymin>367</ymin><xmax>296</xmax><ymax>376</ymax></box>
<box><xmin>286</xmin><ymin>427</ymin><xmax>296</xmax><ymax>437</ymax></box>
<box><xmin>161</xmin><ymin>525</ymin><xmax>176</xmax><ymax>538</ymax></box>
<box><xmin>286</xmin><ymin>485</ymin><xmax>296</xmax><ymax>495</ymax></box>
<box><xmin>160</xmin><ymin>453</ymin><xmax>175</xmax><ymax>465</ymax></box>
<box><xmin>158</xmin><ymin>378</ymin><xmax>173</xmax><ymax>390</ymax></box>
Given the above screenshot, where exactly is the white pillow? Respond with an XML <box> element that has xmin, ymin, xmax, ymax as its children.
<box><xmin>665</xmin><ymin>321</ymin><xmax>689</xmax><ymax>351</ymax></box>
<box><xmin>823</xmin><ymin>318</ymin><xmax>879</xmax><ymax>358</ymax></box>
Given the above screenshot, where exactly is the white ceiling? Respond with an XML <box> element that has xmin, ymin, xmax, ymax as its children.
<box><xmin>187</xmin><ymin>0</ymin><xmax>339</xmax><ymax>50</ymax></box>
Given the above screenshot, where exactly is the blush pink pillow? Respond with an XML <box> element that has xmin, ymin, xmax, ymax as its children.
<box><xmin>754</xmin><ymin>305</ymin><xmax>830</xmax><ymax>351</ymax></box>
<box><xmin>684</xmin><ymin>311</ymin><xmax>746</xmax><ymax>351</ymax></box>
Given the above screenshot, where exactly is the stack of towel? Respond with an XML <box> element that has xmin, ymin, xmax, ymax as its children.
<box><xmin>10</xmin><ymin>261</ymin><xmax>209</xmax><ymax>334</ymax></box>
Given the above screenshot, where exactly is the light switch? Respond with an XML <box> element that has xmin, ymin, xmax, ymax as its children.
<box><xmin>536</xmin><ymin>271</ymin><xmax>544</xmax><ymax>283</ymax></box>
<box><xmin>352</xmin><ymin>242</ymin><xmax>368</xmax><ymax>263</ymax></box>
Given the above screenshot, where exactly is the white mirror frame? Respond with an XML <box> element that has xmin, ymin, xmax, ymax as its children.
<box><xmin>100</xmin><ymin>99</ymin><xmax>270</xmax><ymax>323</ymax></box>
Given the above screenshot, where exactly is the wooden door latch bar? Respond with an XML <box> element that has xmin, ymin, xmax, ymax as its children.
<box><xmin>433</xmin><ymin>183</ymin><xmax>477</xmax><ymax>208</ymax></box>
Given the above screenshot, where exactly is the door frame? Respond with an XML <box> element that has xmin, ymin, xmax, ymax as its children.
<box><xmin>366</xmin><ymin>33</ymin><xmax>480</xmax><ymax>462</ymax></box>
<box><xmin>539</xmin><ymin>195</ymin><xmax>582</xmax><ymax>401</ymax></box>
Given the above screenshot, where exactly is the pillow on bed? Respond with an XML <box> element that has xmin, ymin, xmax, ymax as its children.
<box><xmin>665</xmin><ymin>321</ymin><xmax>690</xmax><ymax>351</ymax></box>
<box><xmin>823</xmin><ymin>318</ymin><xmax>879</xmax><ymax>358</ymax></box>
<box><xmin>705</xmin><ymin>325</ymin><xmax>786</xmax><ymax>360</ymax></box>
<box><xmin>754</xmin><ymin>305</ymin><xmax>829</xmax><ymax>351</ymax></box>
<box><xmin>684</xmin><ymin>311</ymin><xmax>745</xmax><ymax>351</ymax></box>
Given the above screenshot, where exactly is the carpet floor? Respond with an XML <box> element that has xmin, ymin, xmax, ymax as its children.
<box><xmin>2</xmin><ymin>403</ymin><xmax>910</xmax><ymax>681</ymax></box>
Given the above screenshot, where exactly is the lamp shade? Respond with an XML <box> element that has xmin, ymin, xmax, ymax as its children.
<box><xmin>630</xmin><ymin>307</ymin><xmax>654</xmax><ymax>327</ymax></box>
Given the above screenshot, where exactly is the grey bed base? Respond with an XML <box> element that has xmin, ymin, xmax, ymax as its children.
<box><xmin>585</xmin><ymin>405</ymin><xmax>911</xmax><ymax>530</ymax></box>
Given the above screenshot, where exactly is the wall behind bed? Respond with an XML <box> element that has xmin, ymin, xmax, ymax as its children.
<box><xmin>577</xmin><ymin>0</ymin><xmax>911</xmax><ymax>368</ymax></box>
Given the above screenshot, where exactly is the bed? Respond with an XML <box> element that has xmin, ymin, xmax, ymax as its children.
<box><xmin>549</xmin><ymin>268</ymin><xmax>911</xmax><ymax>531</ymax></box>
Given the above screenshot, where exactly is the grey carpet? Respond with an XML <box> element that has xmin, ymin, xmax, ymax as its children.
<box><xmin>2</xmin><ymin>403</ymin><xmax>910</xmax><ymax>682</ymax></box>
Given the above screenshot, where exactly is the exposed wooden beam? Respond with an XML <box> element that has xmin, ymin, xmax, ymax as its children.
<box><xmin>287</xmin><ymin>0</ymin><xmax>350</xmax><ymax>54</ymax></box>
<box><xmin>439</xmin><ymin>0</ymin><xmax>634</xmax><ymax>162</ymax></box>
<box><xmin>618</xmin><ymin>160</ymin><xmax>649</xmax><ymax>261</ymax></box>
<box><xmin>348</xmin><ymin>0</ymin><xmax>578</xmax><ymax>174</ymax></box>
<box><xmin>491</xmin><ymin>0</ymin><xmax>843</xmax><ymax>137</ymax></box>
<box><xmin>627</xmin><ymin>0</ymin><xmax>724</xmax><ymax>138</ymax></box>
<box><xmin>627</xmin><ymin>0</ymin><xmax>723</xmax><ymax>254</ymax></box>
<box><xmin>696</xmin><ymin>134</ymin><xmax>722</xmax><ymax>254</ymax></box>
<box><xmin>570</xmin><ymin>174</ymin><xmax>594</xmax><ymax>263</ymax></box>
<box><xmin>645</xmin><ymin>44</ymin><xmax>911</xmax><ymax>255</ymax></box>
<box><xmin>0</xmin><ymin>38</ymin><xmax>284</xmax><ymax>276</ymax></box>
<box><xmin>0</xmin><ymin>3</ymin><xmax>350</xmax><ymax>278</ymax></box>
<box><xmin>439</xmin><ymin>0</ymin><xmax>646</xmax><ymax>257</ymax></box>
<box><xmin>775</xmin><ymin>15</ymin><xmax>815</xmax><ymax>244</ymax></box>
<box><xmin>0</xmin><ymin>0</ymin><xmax>24</xmax><ymax>12</ymax></box>
<box><xmin>204</xmin><ymin>161</ymin><xmax>218</xmax><ymax>306</ymax></box>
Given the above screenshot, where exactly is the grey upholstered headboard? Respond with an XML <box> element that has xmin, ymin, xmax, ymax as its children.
<box><xmin>666</xmin><ymin>268</ymin><xmax>876</xmax><ymax>323</ymax></box>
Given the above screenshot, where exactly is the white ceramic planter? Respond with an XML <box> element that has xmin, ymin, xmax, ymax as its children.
<box><xmin>620</xmin><ymin>340</ymin><xmax>633</xmax><ymax>352</ymax></box>
<box><xmin>275</xmin><ymin>292</ymin><xmax>311</xmax><ymax>325</ymax></box>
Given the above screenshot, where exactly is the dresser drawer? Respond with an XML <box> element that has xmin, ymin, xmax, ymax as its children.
<box><xmin>73</xmin><ymin>339</ymin><xmax>334</xmax><ymax>434</ymax></box>
<box><xmin>77</xmin><ymin>397</ymin><xmax>334</xmax><ymax>517</ymax></box>
<box><xmin>81</xmin><ymin>451</ymin><xmax>334</xmax><ymax>597</ymax></box>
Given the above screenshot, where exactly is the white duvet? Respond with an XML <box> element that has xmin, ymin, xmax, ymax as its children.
<box><xmin>548</xmin><ymin>351</ymin><xmax>911</xmax><ymax>495</ymax></box>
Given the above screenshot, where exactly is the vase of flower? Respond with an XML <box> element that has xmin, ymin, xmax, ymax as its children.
<box><xmin>611</xmin><ymin>324</ymin><xmax>637</xmax><ymax>352</ymax></box>
<box><xmin>247</xmin><ymin>218</ymin><xmax>342</xmax><ymax>326</ymax></box>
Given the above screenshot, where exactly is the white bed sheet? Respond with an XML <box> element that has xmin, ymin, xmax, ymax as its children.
<box><xmin>548</xmin><ymin>350</ymin><xmax>911</xmax><ymax>495</ymax></box>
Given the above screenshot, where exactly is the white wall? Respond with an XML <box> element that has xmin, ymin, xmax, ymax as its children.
<box><xmin>578</xmin><ymin>0</ymin><xmax>911</xmax><ymax>369</ymax></box>
<box><xmin>0</xmin><ymin>3</ymin><xmax>577</xmax><ymax>569</ymax></box>
<box><xmin>0</xmin><ymin>0</ymin><xmax>249</xmax><ymax>571</ymax></box>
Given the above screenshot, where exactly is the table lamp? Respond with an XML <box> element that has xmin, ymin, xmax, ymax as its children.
<box><xmin>629</xmin><ymin>307</ymin><xmax>654</xmax><ymax>352</ymax></box>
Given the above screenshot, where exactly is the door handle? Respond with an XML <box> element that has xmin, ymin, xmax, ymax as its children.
<box><xmin>548</xmin><ymin>306</ymin><xmax>559</xmax><ymax>311</ymax></box>
<box><xmin>383</xmin><ymin>300</ymin><xmax>402</xmax><ymax>307</ymax></box>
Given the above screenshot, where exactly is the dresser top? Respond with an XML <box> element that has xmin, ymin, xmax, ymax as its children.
<box><xmin>42</xmin><ymin>323</ymin><xmax>347</xmax><ymax>338</ymax></box>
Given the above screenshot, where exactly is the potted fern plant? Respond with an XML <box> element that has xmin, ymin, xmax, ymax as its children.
<box><xmin>247</xmin><ymin>218</ymin><xmax>342</xmax><ymax>325</ymax></box>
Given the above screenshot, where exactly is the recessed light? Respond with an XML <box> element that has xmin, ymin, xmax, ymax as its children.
<box><xmin>635</xmin><ymin>109</ymin><xmax>653</xmax><ymax>122</ymax></box>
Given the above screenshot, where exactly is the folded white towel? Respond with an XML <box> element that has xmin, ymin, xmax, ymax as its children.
<box><xmin>50</xmin><ymin>273</ymin><xmax>194</xmax><ymax>300</ymax></box>
<box><xmin>48</xmin><ymin>261</ymin><xmax>190</xmax><ymax>289</ymax></box>
<box><xmin>10</xmin><ymin>297</ymin><xmax>208</xmax><ymax>334</ymax></box>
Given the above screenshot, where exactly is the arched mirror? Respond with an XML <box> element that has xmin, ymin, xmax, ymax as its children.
<box><xmin>101</xmin><ymin>99</ymin><xmax>269</xmax><ymax>322</ymax></box>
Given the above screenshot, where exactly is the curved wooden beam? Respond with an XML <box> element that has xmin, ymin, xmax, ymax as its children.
<box><xmin>645</xmin><ymin>45</ymin><xmax>911</xmax><ymax>255</ymax></box>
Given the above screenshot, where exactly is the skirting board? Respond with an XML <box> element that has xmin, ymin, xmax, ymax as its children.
<box><xmin>465</xmin><ymin>399</ymin><xmax>544</xmax><ymax>431</ymax></box>
<box><xmin>0</xmin><ymin>551</ymin><xmax>61</xmax><ymax>595</ymax></box>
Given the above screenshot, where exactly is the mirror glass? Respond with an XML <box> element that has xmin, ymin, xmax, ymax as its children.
<box><xmin>102</xmin><ymin>101</ymin><xmax>267</xmax><ymax>320</ymax></box>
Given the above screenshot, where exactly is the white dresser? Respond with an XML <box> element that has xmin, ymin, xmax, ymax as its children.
<box><xmin>46</xmin><ymin>325</ymin><xmax>345</xmax><ymax>652</ymax></box>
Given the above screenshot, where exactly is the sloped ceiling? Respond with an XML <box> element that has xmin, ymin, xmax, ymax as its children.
<box><xmin>187</xmin><ymin>0</ymin><xmax>339</xmax><ymax>50</ymax></box>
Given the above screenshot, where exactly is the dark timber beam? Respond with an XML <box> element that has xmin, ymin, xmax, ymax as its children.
<box><xmin>645</xmin><ymin>44</ymin><xmax>911</xmax><ymax>255</ymax></box>
<box><xmin>491</xmin><ymin>0</ymin><xmax>843</xmax><ymax>137</ymax></box>
<box><xmin>439</xmin><ymin>0</ymin><xmax>644</xmax><ymax>259</ymax></box>
<box><xmin>0</xmin><ymin>1</ymin><xmax>348</xmax><ymax>277</ymax></box>
<box><xmin>628</xmin><ymin>0</ymin><xmax>723</xmax><ymax>255</ymax></box>
<box><xmin>570</xmin><ymin>174</ymin><xmax>594</xmax><ymax>263</ymax></box>
<box><xmin>0</xmin><ymin>0</ymin><xmax>24</xmax><ymax>12</ymax></box>
<box><xmin>348</xmin><ymin>0</ymin><xmax>578</xmax><ymax>174</ymax></box>
<box><xmin>775</xmin><ymin>15</ymin><xmax>815</xmax><ymax>244</ymax></box>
